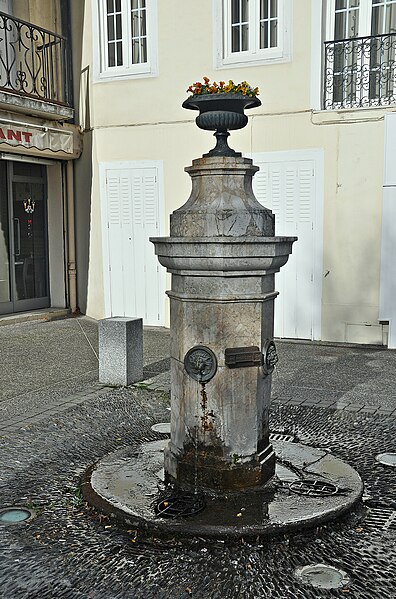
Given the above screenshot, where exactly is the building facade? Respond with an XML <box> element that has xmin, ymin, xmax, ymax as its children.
<box><xmin>76</xmin><ymin>0</ymin><xmax>396</xmax><ymax>347</ymax></box>
<box><xmin>0</xmin><ymin>0</ymin><xmax>82</xmax><ymax>318</ymax></box>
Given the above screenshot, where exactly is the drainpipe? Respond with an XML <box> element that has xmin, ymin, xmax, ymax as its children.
<box><xmin>66</xmin><ymin>160</ymin><xmax>77</xmax><ymax>313</ymax></box>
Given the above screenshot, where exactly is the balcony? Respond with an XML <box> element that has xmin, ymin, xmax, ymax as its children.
<box><xmin>0</xmin><ymin>11</ymin><xmax>72</xmax><ymax>120</ymax></box>
<box><xmin>323</xmin><ymin>33</ymin><xmax>396</xmax><ymax>110</ymax></box>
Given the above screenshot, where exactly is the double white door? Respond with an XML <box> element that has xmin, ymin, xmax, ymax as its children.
<box><xmin>103</xmin><ymin>163</ymin><xmax>164</xmax><ymax>325</ymax></box>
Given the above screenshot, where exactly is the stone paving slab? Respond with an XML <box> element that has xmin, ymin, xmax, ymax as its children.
<box><xmin>0</xmin><ymin>318</ymin><xmax>170</xmax><ymax>432</ymax></box>
<box><xmin>2</xmin><ymin>316</ymin><xmax>395</xmax><ymax>432</ymax></box>
<box><xmin>0</xmin><ymin>383</ymin><xmax>109</xmax><ymax>433</ymax></box>
<box><xmin>0</xmin><ymin>317</ymin><xmax>99</xmax><ymax>404</ymax></box>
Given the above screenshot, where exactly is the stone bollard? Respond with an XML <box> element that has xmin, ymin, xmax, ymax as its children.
<box><xmin>99</xmin><ymin>317</ymin><xmax>143</xmax><ymax>386</ymax></box>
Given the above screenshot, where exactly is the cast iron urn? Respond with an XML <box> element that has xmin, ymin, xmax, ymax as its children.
<box><xmin>182</xmin><ymin>93</ymin><xmax>261</xmax><ymax>157</ymax></box>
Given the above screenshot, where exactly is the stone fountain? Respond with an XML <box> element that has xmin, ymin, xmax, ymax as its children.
<box><xmin>85</xmin><ymin>91</ymin><xmax>363</xmax><ymax>539</ymax></box>
<box><xmin>150</xmin><ymin>92</ymin><xmax>295</xmax><ymax>494</ymax></box>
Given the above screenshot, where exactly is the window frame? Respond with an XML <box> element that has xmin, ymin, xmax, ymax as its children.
<box><xmin>95</xmin><ymin>0</ymin><xmax>158</xmax><ymax>81</ymax></box>
<box><xmin>325</xmin><ymin>0</ymin><xmax>396</xmax><ymax>41</ymax></box>
<box><xmin>214</xmin><ymin>0</ymin><xmax>292</xmax><ymax>69</ymax></box>
<box><xmin>324</xmin><ymin>0</ymin><xmax>396</xmax><ymax>109</ymax></box>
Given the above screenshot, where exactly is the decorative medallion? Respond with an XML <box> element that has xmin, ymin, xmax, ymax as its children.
<box><xmin>262</xmin><ymin>339</ymin><xmax>279</xmax><ymax>375</ymax></box>
<box><xmin>184</xmin><ymin>345</ymin><xmax>217</xmax><ymax>383</ymax></box>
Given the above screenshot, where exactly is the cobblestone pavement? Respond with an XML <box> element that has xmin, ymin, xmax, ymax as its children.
<box><xmin>1</xmin><ymin>317</ymin><xmax>396</xmax><ymax>598</ymax></box>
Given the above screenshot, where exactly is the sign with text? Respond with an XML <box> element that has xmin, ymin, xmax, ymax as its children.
<box><xmin>0</xmin><ymin>122</ymin><xmax>73</xmax><ymax>154</ymax></box>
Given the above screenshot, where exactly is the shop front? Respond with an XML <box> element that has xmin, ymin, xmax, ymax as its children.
<box><xmin>0</xmin><ymin>114</ymin><xmax>81</xmax><ymax>316</ymax></box>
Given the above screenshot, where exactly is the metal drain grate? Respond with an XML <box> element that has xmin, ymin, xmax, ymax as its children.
<box><xmin>155</xmin><ymin>493</ymin><xmax>206</xmax><ymax>519</ymax></box>
<box><xmin>363</xmin><ymin>507</ymin><xmax>396</xmax><ymax>531</ymax></box>
<box><xmin>289</xmin><ymin>479</ymin><xmax>339</xmax><ymax>497</ymax></box>
<box><xmin>294</xmin><ymin>564</ymin><xmax>350</xmax><ymax>589</ymax></box>
<box><xmin>270</xmin><ymin>432</ymin><xmax>295</xmax><ymax>442</ymax></box>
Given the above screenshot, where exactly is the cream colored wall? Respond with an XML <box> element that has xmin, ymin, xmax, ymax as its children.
<box><xmin>81</xmin><ymin>0</ymin><xmax>388</xmax><ymax>343</ymax></box>
<box><xmin>251</xmin><ymin>111</ymin><xmax>385</xmax><ymax>343</ymax></box>
<box><xmin>12</xmin><ymin>0</ymin><xmax>62</xmax><ymax>32</ymax></box>
<box><xmin>91</xmin><ymin>0</ymin><xmax>310</xmax><ymax>128</ymax></box>
<box><xmin>87</xmin><ymin>111</ymin><xmax>386</xmax><ymax>341</ymax></box>
<box><xmin>85</xmin><ymin>140</ymin><xmax>105</xmax><ymax>321</ymax></box>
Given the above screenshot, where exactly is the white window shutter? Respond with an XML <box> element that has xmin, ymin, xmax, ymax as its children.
<box><xmin>143</xmin><ymin>175</ymin><xmax>157</xmax><ymax>226</ymax></box>
<box><xmin>298</xmin><ymin>164</ymin><xmax>313</xmax><ymax>222</ymax></box>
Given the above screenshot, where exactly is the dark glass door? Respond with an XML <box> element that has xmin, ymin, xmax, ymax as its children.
<box><xmin>0</xmin><ymin>160</ymin><xmax>49</xmax><ymax>315</ymax></box>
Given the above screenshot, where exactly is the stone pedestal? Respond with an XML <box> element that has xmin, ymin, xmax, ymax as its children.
<box><xmin>99</xmin><ymin>317</ymin><xmax>143</xmax><ymax>386</ymax></box>
<box><xmin>151</xmin><ymin>156</ymin><xmax>296</xmax><ymax>492</ymax></box>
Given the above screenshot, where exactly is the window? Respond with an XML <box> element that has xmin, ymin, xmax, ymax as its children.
<box><xmin>215</xmin><ymin>0</ymin><xmax>292</xmax><ymax>68</ymax></box>
<box><xmin>324</xmin><ymin>0</ymin><xmax>396</xmax><ymax>108</ymax></box>
<box><xmin>98</xmin><ymin>0</ymin><xmax>157</xmax><ymax>79</ymax></box>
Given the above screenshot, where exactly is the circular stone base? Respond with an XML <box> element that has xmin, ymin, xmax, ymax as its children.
<box><xmin>83</xmin><ymin>440</ymin><xmax>363</xmax><ymax>540</ymax></box>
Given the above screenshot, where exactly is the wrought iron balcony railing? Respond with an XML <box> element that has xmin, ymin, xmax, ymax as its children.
<box><xmin>324</xmin><ymin>33</ymin><xmax>396</xmax><ymax>110</ymax></box>
<box><xmin>0</xmin><ymin>11</ymin><xmax>71</xmax><ymax>106</ymax></box>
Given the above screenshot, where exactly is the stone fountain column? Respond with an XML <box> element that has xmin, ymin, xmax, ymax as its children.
<box><xmin>151</xmin><ymin>97</ymin><xmax>296</xmax><ymax>493</ymax></box>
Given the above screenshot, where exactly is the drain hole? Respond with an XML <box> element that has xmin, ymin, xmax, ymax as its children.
<box><xmin>363</xmin><ymin>506</ymin><xmax>396</xmax><ymax>531</ymax></box>
<box><xmin>155</xmin><ymin>493</ymin><xmax>206</xmax><ymax>519</ymax></box>
<box><xmin>294</xmin><ymin>563</ymin><xmax>350</xmax><ymax>589</ymax></box>
<box><xmin>0</xmin><ymin>507</ymin><xmax>35</xmax><ymax>523</ymax></box>
<box><xmin>270</xmin><ymin>432</ymin><xmax>296</xmax><ymax>442</ymax></box>
<box><xmin>289</xmin><ymin>480</ymin><xmax>339</xmax><ymax>497</ymax></box>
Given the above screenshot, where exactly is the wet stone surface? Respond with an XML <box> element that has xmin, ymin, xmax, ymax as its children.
<box><xmin>88</xmin><ymin>439</ymin><xmax>362</xmax><ymax>539</ymax></box>
<box><xmin>0</xmin><ymin>387</ymin><xmax>395</xmax><ymax>598</ymax></box>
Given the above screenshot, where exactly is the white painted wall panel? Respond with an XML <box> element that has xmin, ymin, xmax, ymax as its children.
<box><xmin>384</xmin><ymin>114</ymin><xmax>396</xmax><ymax>186</ymax></box>
<box><xmin>380</xmin><ymin>114</ymin><xmax>396</xmax><ymax>348</ymax></box>
<box><xmin>252</xmin><ymin>150</ymin><xmax>323</xmax><ymax>340</ymax></box>
<box><xmin>379</xmin><ymin>187</ymin><xmax>396</xmax><ymax>348</ymax></box>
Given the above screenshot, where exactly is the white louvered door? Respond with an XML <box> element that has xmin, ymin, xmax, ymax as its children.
<box><xmin>106</xmin><ymin>170</ymin><xmax>130</xmax><ymax>318</ymax></box>
<box><xmin>253</xmin><ymin>158</ymin><xmax>317</xmax><ymax>340</ymax></box>
<box><xmin>105</xmin><ymin>165</ymin><xmax>163</xmax><ymax>325</ymax></box>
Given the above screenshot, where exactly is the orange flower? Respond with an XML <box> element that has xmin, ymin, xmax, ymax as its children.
<box><xmin>186</xmin><ymin>77</ymin><xmax>259</xmax><ymax>98</ymax></box>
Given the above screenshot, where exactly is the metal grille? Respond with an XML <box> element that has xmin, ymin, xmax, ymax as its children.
<box><xmin>324</xmin><ymin>33</ymin><xmax>396</xmax><ymax>109</ymax></box>
<box><xmin>0</xmin><ymin>11</ymin><xmax>71</xmax><ymax>105</ymax></box>
<box><xmin>155</xmin><ymin>493</ymin><xmax>206</xmax><ymax>519</ymax></box>
<box><xmin>363</xmin><ymin>507</ymin><xmax>396</xmax><ymax>531</ymax></box>
<box><xmin>289</xmin><ymin>480</ymin><xmax>339</xmax><ymax>497</ymax></box>
<box><xmin>270</xmin><ymin>432</ymin><xmax>295</xmax><ymax>442</ymax></box>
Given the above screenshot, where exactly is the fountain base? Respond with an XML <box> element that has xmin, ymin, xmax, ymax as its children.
<box><xmin>164</xmin><ymin>442</ymin><xmax>276</xmax><ymax>492</ymax></box>
<box><xmin>83</xmin><ymin>439</ymin><xmax>363</xmax><ymax>540</ymax></box>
